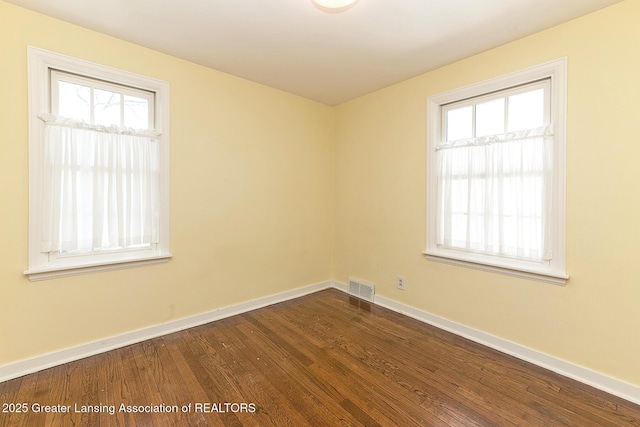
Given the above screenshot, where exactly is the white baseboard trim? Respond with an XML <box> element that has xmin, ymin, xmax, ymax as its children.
<box><xmin>360</xmin><ymin>289</ymin><xmax>639</xmax><ymax>406</ymax></box>
<box><xmin>331</xmin><ymin>279</ymin><xmax>348</xmax><ymax>293</ymax></box>
<box><xmin>3</xmin><ymin>280</ymin><xmax>638</xmax><ymax>406</ymax></box>
<box><xmin>0</xmin><ymin>280</ymin><xmax>334</xmax><ymax>383</ymax></box>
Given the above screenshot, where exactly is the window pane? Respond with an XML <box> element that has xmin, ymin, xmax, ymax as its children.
<box><xmin>94</xmin><ymin>89</ymin><xmax>121</xmax><ymax>127</ymax></box>
<box><xmin>58</xmin><ymin>81</ymin><xmax>90</xmax><ymax>122</ymax></box>
<box><xmin>446</xmin><ymin>106</ymin><xmax>472</xmax><ymax>141</ymax></box>
<box><xmin>124</xmin><ymin>95</ymin><xmax>150</xmax><ymax>129</ymax></box>
<box><xmin>475</xmin><ymin>98</ymin><xmax>504</xmax><ymax>137</ymax></box>
<box><xmin>507</xmin><ymin>88</ymin><xmax>544</xmax><ymax>132</ymax></box>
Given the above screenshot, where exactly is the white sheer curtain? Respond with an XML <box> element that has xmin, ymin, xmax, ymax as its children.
<box><xmin>40</xmin><ymin>115</ymin><xmax>160</xmax><ymax>254</ymax></box>
<box><xmin>436</xmin><ymin>126</ymin><xmax>554</xmax><ymax>261</ymax></box>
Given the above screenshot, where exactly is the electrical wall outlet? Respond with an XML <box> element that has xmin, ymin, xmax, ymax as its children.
<box><xmin>396</xmin><ymin>275</ymin><xmax>405</xmax><ymax>290</ymax></box>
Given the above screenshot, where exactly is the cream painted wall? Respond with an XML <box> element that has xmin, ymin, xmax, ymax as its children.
<box><xmin>0</xmin><ymin>1</ymin><xmax>333</xmax><ymax>365</ymax></box>
<box><xmin>334</xmin><ymin>0</ymin><xmax>640</xmax><ymax>386</ymax></box>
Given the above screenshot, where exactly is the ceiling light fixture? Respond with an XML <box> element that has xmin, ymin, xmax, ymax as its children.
<box><xmin>311</xmin><ymin>0</ymin><xmax>360</xmax><ymax>13</ymax></box>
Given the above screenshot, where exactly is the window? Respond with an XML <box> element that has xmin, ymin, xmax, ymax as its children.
<box><xmin>425</xmin><ymin>59</ymin><xmax>567</xmax><ymax>285</ymax></box>
<box><xmin>25</xmin><ymin>47</ymin><xmax>171</xmax><ymax>281</ymax></box>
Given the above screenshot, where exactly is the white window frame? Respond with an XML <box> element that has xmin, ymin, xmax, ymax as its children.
<box><xmin>24</xmin><ymin>46</ymin><xmax>171</xmax><ymax>281</ymax></box>
<box><xmin>425</xmin><ymin>58</ymin><xmax>568</xmax><ymax>285</ymax></box>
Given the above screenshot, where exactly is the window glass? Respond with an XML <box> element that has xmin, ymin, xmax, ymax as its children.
<box><xmin>446</xmin><ymin>106</ymin><xmax>473</xmax><ymax>141</ymax></box>
<box><xmin>55</xmin><ymin>71</ymin><xmax>152</xmax><ymax>130</ymax></box>
<box><xmin>94</xmin><ymin>88</ymin><xmax>121</xmax><ymax>127</ymax></box>
<box><xmin>475</xmin><ymin>98</ymin><xmax>504</xmax><ymax>137</ymax></box>
<box><xmin>124</xmin><ymin>95</ymin><xmax>149</xmax><ymax>129</ymax></box>
<box><xmin>507</xmin><ymin>88</ymin><xmax>544</xmax><ymax>132</ymax></box>
<box><xmin>58</xmin><ymin>80</ymin><xmax>91</xmax><ymax>122</ymax></box>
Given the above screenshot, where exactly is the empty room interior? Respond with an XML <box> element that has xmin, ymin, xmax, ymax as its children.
<box><xmin>1</xmin><ymin>0</ymin><xmax>640</xmax><ymax>425</ymax></box>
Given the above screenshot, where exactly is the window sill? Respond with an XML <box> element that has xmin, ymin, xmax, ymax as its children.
<box><xmin>24</xmin><ymin>254</ymin><xmax>172</xmax><ymax>281</ymax></box>
<box><xmin>423</xmin><ymin>251</ymin><xmax>568</xmax><ymax>286</ymax></box>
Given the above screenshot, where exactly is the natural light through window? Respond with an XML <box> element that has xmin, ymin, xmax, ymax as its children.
<box><xmin>440</xmin><ymin>83</ymin><xmax>549</xmax><ymax>261</ymax></box>
<box><xmin>25</xmin><ymin>47</ymin><xmax>171</xmax><ymax>281</ymax></box>
<box><xmin>48</xmin><ymin>71</ymin><xmax>158</xmax><ymax>257</ymax></box>
<box><xmin>425</xmin><ymin>59</ymin><xmax>567</xmax><ymax>285</ymax></box>
<box><xmin>53</xmin><ymin>71</ymin><xmax>153</xmax><ymax>130</ymax></box>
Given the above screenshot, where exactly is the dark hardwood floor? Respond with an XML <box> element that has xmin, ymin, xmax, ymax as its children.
<box><xmin>1</xmin><ymin>289</ymin><xmax>639</xmax><ymax>426</ymax></box>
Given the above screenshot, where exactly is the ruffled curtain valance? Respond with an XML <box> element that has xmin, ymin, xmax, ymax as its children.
<box><xmin>39</xmin><ymin>113</ymin><xmax>162</xmax><ymax>138</ymax></box>
<box><xmin>436</xmin><ymin>125</ymin><xmax>553</xmax><ymax>150</ymax></box>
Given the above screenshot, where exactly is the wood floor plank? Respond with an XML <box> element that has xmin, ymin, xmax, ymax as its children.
<box><xmin>1</xmin><ymin>376</ymin><xmax>29</xmax><ymax>427</ymax></box>
<box><xmin>98</xmin><ymin>349</ymin><xmax>130</xmax><ymax>426</ymax></box>
<box><xmin>257</xmin><ymin>303</ymin><xmax>437</xmax><ymax>425</ymax></box>
<box><xmin>282</xmin><ymin>296</ymin><xmax>532</xmax><ymax>426</ymax></box>
<box><xmin>1</xmin><ymin>289</ymin><xmax>639</xmax><ymax>426</ymax></box>
<box><xmin>269</xmin><ymin>302</ymin><xmax>506</xmax><ymax>426</ymax></box>
<box><xmin>193</xmin><ymin>320</ymin><xmax>299</xmax><ymax>426</ymax></box>
<box><xmin>247</xmin><ymin>311</ymin><xmax>418</xmax><ymax>426</ymax></box>
<box><xmin>229</xmin><ymin>319</ymin><xmax>345</xmax><ymax>425</ymax></box>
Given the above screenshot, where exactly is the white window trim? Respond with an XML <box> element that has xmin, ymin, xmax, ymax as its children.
<box><xmin>24</xmin><ymin>46</ymin><xmax>172</xmax><ymax>281</ymax></box>
<box><xmin>425</xmin><ymin>58</ymin><xmax>568</xmax><ymax>285</ymax></box>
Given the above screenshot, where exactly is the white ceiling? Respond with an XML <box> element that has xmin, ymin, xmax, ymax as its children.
<box><xmin>7</xmin><ymin>0</ymin><xmax>622</xmax><ymax>105</ymax></box>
